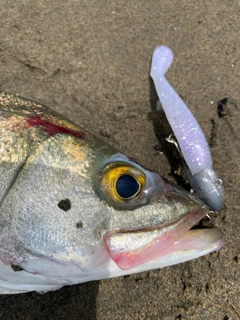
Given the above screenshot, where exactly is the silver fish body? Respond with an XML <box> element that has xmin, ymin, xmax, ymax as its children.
<box><xmin>0</xmin><ymin>92</ymin><xmax>224</xmax><ymax>294</ymax></box>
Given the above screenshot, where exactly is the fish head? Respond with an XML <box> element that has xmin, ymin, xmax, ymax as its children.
<box><xmin>0</xmin><ymin>92</ymin><xmax>224</xmax><ymax>293</ymax></box>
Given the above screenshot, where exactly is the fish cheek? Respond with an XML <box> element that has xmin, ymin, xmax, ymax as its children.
<box><xmin>57</xmin><ymin>200</ymin><xmax>85</xmax><ymax>230</ymax></box>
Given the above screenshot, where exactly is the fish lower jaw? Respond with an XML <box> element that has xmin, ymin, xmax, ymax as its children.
<box><xmin>104</xmin><ymin>208</ymin><xmax>224</xmax><ymax>271</ymax></box>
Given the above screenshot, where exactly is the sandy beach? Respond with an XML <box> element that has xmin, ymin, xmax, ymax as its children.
<box><xmin>0</xmin><ymin>1</ymin><xmax>239</xmax><ymax>319</ymax></box>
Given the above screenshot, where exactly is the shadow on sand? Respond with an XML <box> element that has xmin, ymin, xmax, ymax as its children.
<box><xmin>0</xmin><ymin>281</ymin><xmax>99</xmax><ymax>320</ymax></box>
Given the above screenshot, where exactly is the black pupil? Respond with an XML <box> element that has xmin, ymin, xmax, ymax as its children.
<box><xmin>116</xmin><ymin>175</ymin><xmax>139</xmax><ymax>199</ymax></box>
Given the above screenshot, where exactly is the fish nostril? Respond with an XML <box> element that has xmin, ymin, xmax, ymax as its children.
<box><xmin>76</xmin><ymin>221</ymin><xmax>83</xmax><ymax>229</ymax></box>
<box><xmin>58</xmin><ymin>199</ymin><xmax>71</xmax><ymax>211</ymax></box>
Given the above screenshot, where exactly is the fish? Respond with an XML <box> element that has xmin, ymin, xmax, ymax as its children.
<box><xmin>0</xmin><ymin>91</ymin><xmax>224</xmax><ymax>294</ymax></box>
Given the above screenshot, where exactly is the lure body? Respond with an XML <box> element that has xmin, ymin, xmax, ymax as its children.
<box><xmin>150</xmin><ymin>46</ymin><xmax>222</xmax><ymax>211</ymax></box>
<box><xmin>0</xmin><ymin>92</ymin><xmax>224</xmax><ymax>294</ymax></box>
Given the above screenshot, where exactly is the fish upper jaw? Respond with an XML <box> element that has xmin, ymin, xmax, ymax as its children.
<box><xmin>103</xmin><ymin>207</ymin><xmax>224</xmax><ymax>270</ymax></box>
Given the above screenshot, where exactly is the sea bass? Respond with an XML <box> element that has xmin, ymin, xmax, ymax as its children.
<box><xmin>0</xmin><ymin>92</ymin><xmax>224</xmax><ymax>294</ymax></box>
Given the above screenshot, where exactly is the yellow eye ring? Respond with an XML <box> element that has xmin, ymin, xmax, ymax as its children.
<box><xmin>100</xmin><ymin>164</ymin><xmax>145</xmax><ymax>203</ymax></box>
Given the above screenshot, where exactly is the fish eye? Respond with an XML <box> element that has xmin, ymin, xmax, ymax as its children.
<box><xmin>115</xmin><ymin>174</ymin><xmax>139</xmax><ymax>199</ymax></box>
<box><xmin>100</xmin><ymin>163</ymin><xmax>145</xmax><ymax>204</ymax></box>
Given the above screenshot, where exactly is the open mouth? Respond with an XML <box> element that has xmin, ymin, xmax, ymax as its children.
<box><xmin>104</xmin><ymin>208</ymin><xmax>224</xmax><ymax>270</ymax></box>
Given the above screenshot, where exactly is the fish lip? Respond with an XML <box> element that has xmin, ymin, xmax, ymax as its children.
<box><xmin>104</xmin><ymin>207</ymin><xmax>223</xmax><ymax>270</ymax></box>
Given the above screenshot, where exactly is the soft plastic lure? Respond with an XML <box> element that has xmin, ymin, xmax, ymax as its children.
<box><xmin>150</xmin><ymin>46</ymin><xmax>222</xmax><ymax>211</ymax></box>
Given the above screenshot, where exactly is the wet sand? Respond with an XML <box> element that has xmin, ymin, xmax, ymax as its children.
<box><xmin>0</xmin><ymin>1</ymin><xmax>239</xmax><ymax>319</ymax></box>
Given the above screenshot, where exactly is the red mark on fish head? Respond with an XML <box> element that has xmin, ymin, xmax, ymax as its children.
<box><xmin>26</xmin><ymin>116</ymin><xmax>84</xmax><ymax>139</ymax></box>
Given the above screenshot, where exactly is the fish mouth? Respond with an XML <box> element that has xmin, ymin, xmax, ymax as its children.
<box><xmin>104</xmin><ymin>208</ymin><xmax>224</xmax><ymax>270</ymax></box>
